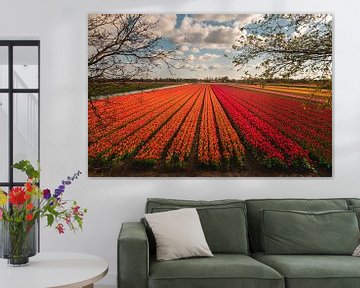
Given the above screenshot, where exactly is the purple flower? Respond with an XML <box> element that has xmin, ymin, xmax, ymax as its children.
<box><xmin>43</xmin><ymin>189</ymin><xmax>51</xmax><ymax>200</ymax></box>
<box><xmin>54</xmin><ymin>189</ymin><xmax>63</xmax><ymax>198</ymax></box>
<box><xmin>54</xmin><ymin>171</ymin><xmax>81</xmax><ymax>199</ymax></box>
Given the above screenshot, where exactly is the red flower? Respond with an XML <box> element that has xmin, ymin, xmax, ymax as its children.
<box><xmin>56</xmin><ymin>223</ymin><xmax>65</xmax><ymax>234</ymax></box>
<box><xmin>26</xmin><ymin>203</ymin><xmax>34</xmax><ymax>210</ymax></box>
<box><xmin>65</xmin><ymin>214</ymin><xmax>71</xmax><ymax>225</ymax></box>
<box><xmin>26</xmin><ymin>214</ymin><xmax>33</xmax><ymax>221</ymax></box>
<box><xmin>72</xmin><ymin>205</ymin><xmax>80</xmax><ymax>215</ymax></box>
<box><xmin>9</xmin><ymin>187</ymin><xmax>26</xmax><ymax>205</ymax></box>
<box><xmin>25</xmin><ymin>182</ymin><xmax>33</xmax><ymax>192</ymax></box>
<box><xmin>24</xmin><ymin>193</ymin><xmax>31</xmax><ymax>201</ymax></box>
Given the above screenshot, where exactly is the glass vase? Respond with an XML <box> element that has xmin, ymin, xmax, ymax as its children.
<box><xmin>0</xmin><ymin>220</ymin><xmax>37</xmax><ymax>266</ymax></box>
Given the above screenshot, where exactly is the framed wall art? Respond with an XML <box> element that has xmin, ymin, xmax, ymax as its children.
<box><xmin>88</xmin><ymin>14</ymin><xmax>332</xmax><ymax>177</ymax></box>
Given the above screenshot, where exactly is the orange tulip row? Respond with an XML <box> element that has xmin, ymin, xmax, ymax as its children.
<box><xmin>88</xmin><ymin>85</ymin><xmax>196</xmax><ymax>158</ymax></box>
<box><xmin>89</xmin><ymin>89</ymin><xmax>164</xmax><ymax>142</ymax></box>
<box><xmin>198</xmin><ymin>86</ymin><xmax>221</xmax><ymax>165</ymax></box>
<box><xmin>106</xmin><ymin>85</ymin><xmax>203</xmax><ymax>158</ymax></box>
<box><xmin>208</xmin><ymin>86</ymin><xmax>245</xmax><ymax>164</ymax></box>
<box><xmin>166</xmin><ymin>87</ymin><xmax>206</xmax><ymax>162</ymax></box>
<box><xmin>135</xmin><ymin>85</ymin><xmax>205</xmax><ymax>160</ymax></box>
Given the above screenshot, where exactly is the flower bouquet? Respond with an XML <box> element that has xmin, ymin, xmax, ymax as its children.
<box><xmin>0</xmin><ymin>160</ymin><xmax>87</xmax><ymax>266</ymax></box>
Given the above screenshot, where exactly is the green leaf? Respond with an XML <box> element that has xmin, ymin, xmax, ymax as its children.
<box><xmin>47</xmin><ymin>214</ymin><xmax>54</xmax><ymax>227</ymax></box>
<box><xmin>13</xmin><ymin>160</ymin><xmax>40</xmax><ymax>180</ymax></box>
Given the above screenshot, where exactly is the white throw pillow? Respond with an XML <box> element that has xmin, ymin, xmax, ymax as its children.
<box><xmin>353</xmin><ymin>244</ymin><xmax>360</xmax><ymax>256</ymax></box>
<box><xmin>145</xmin><ymin>208</ymin><xmax>213</xmax><ymax>261</ymax></box>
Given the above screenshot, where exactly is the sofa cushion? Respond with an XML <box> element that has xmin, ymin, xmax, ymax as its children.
<box><xmin>149</xmin><ymin>254</ymin><xmax>284</xmax><ymax>288</ymax></box>
<box><xmin>261</xmin><ymin>209</ymin><xmax>359</xmax><ymax>255</ymax></box>
<box><xmin>146</xmin><ymin>198</ymin><xmax>248</xmax><ymax>254</ymax></box>
<box><xmin>145</xmin><ymin>208</ymin><xmax>213</xmax><ymax>261</ymax></box>
<box><xmin>252</xmin><ymin>252</ymin><xmax>360</xmax><ymax>288</ymax></box>
<box><xmin>246</xmin><ymin>198</ymin><xmax>349</xmax><ymax>252</ymax></box>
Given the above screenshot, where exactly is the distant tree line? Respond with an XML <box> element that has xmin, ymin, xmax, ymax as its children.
<box><xmin>90</xmin><ymin>77</ymin><xmax>331</xmax><ymax>88</ymax></box>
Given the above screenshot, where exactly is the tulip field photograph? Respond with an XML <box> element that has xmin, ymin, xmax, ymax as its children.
<box><xmin>88</xmin><ymin>14</ymin><xmax>332</xmax><ymax>177</ymax></box>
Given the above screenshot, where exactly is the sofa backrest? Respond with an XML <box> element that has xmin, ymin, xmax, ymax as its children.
<box><xmin>245</xmin><ymin>198</ymin><xmax>350</xmax><ymax>252</ymax></box>
<box><xmin>145</xmin><ymin>198</ymin><xmax>249</xmax><ymax>254</ymax></box>
<box><xmin>348</xmin><ymin>198</ymin><xmax>360</xmax><ymax>207</ymax></box>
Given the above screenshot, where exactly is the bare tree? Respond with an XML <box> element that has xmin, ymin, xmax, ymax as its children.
<box><xmin>88</xmin><ymin>14</ymin><xmax>182</xmax><ymax>165</ymax></box>
<box><xmin>88</xmin><ymin>14</ymin><xmax>178</xmax><ymax>82</ymax></box>
<box><xmin>231</xmin><ymin>14</ymin><xmax>332</xmax><ymax>80</ymax></box>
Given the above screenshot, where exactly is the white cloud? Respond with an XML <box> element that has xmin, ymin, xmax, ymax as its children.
<box><xmin>233</xmin><ymin>14</ymin><xmax>263</xmax><ymax>27</ymax></box>
<box><xmin>153</xmin><ymin>14</ymin><xmax>177</xmax><ymax>33</ymax></box>
<box><xmin>192</xmin><ymin>14</ymin><xmax>258</xmax><ymax>24</ymax></box>
<box><xmin>209</xmin><ymin>63</ymin><xmax>221</xmax><ymax>70</ymax></box>
<box><xmin>163</xmin><ymin>15</ymin><xmax>253</xmax><ymax>50</ymax></box>
<box><xmin>198</xmin><ymin>53</ymin><xmax>221</xmax><ymax>62</ymax></box>
<box><xmin>190</xmin><ymin>64</ymin><xmax>208</xmax><ymax>71</ymax></box>
<box><xmin>203</xmin><ymin>26</ymin><xmax>239</xmax><ymax>44</ymax></box>
<box><xmin>187</xmin><ymin>54</ymin><xmax>196</xmax><ymax>62</ymax></box>
<box><xmin>208</xmin><ymin>63</ymin><xmax>234</xmax><ymax>70</ymax></box>
<box><xmin>180</xmin><ymin>62</ymin><xmax>235</xmax><ymax>72</ymax></box>
<box><xmin>179</xmin><ymin>45</ymin><xmax>189</xmax><ymax>52</ymax></box>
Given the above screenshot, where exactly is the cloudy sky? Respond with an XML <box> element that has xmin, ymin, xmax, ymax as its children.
<box><xmin>146</xmin><ymin>14</ymin><xmax>261</xmax><ymax>80</ymax></box>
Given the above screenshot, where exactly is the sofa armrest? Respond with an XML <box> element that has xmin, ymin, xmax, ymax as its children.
<box><xmin>118</xmin><ymin>222</ymin><xmax>149</xmax><ymax>288</ymax></box>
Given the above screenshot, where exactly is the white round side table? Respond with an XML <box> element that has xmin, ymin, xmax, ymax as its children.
<box><xmin>0</xmin><ymin>252</ymin><xmax>108</xmax><ymax>288</ymax></box>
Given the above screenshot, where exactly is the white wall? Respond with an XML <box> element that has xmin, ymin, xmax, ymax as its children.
<box><xmin>1</xmin><ymin>0</ymin><xmax>360</xmax><ymax>286</ymax></box>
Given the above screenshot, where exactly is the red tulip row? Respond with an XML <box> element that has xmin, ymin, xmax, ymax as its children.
<box><xmin>218</xmin><ymin>86</ymin><xmax>331</xmax><ymax>165</ymax></box>
<box><xmin>243</xmin><ymin>88</ymin><xmax>332</xmax><ymax>129</ymax></box>
<box><xmin>212</xmin><ymin>85</ymin><xmax>310</xmax><ymax>168</ymax></box>
<box><xmin>208</xmin><ymin>86</ymin><xmax>245</xmax><ymax>163</ymax></box>
<box><xmin>213</xmin><ymin>85</ymin><xmax>331</xmax><ymax>166</ymax></box>
<box><xmin>198</xmin><ymin>86</ymin><xmax>221</xmax><ymax>165</ymax></box>
<box><xmin>228</xmin><ymin>86</ymin><xmax>331</xmax><ymax>142</ymax></box>
<box><xmin>135</xmin><ymin>85</ymin><xmax>205</xmax><ymax>160</ymax></box>
<box><xmin>88</xmin><ymin>86</ymin><xmax>197</xmax><ymax>157</ymax></box>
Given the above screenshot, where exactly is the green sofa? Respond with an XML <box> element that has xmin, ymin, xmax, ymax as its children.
<box><xmin>118</xmin><ymin>198</ymin><xmax>360</xmax><ymax>288</ymax></box>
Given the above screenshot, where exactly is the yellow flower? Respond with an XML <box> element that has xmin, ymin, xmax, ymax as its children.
<box><xmin>0</xmin><ymin>190</ymin><xmax>7</xmax><ymax>206</ymax></box>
